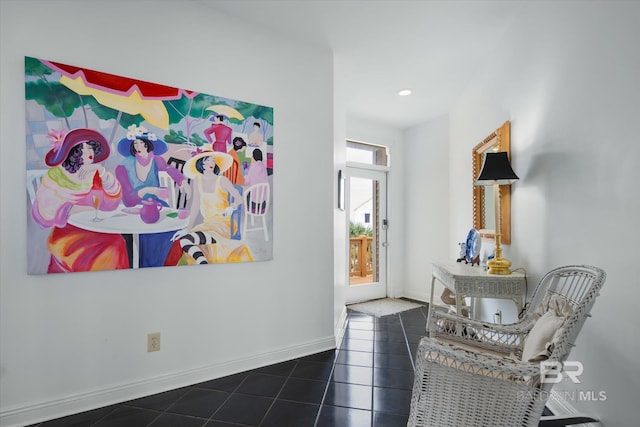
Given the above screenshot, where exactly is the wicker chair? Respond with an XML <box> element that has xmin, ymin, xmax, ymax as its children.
<box><xmin>408</xmin><ymin>265</ymin><xmax>606</xmax><ymax>427</ymax></box>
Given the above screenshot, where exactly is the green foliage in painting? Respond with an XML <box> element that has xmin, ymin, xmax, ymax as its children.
<box><xmin>235</xmin><ymin>101</ymin><xmax>274</xmax><ymax>125</ymax></box>
<box><xmin>164</xmin><ymin>129</ymin><xmax>188</xmax><ymax>144</ymax></box>
<box><xmin>25</xmin><ymin>80</ymin><xmax>81</xmax><ymax>118</ymax></box>
<box><xmin>165</xmin><ymin>93</ymin><xmax>210</xmax><ymax>125</ymax></box>
<box><xmin>24</xmin><ymin>56</ymin><xmax>274</xmax><ymax>147</ymax></box>
<box><xmin>25</xmin><ymin>57</ymin><xmax>145</xmax><ymax>130</ymax></box>
<box><xmin>164</xmin><ymin>129</ymin><xmax>207</xmax><ymax>146</ymax></box>
<box><xmin>84</xmin><ymin>97</ymin><xmax>144</xmax><ymax>129</ymax></box>
<box><xmin>25</xmin><ymin>56</ymin><xmax>54</xmax><ymax>79</ymax></box>
<box><xmin>190</xmin><ymin>133</ymin><xmax>208</xmax><ymax>145</ymax></box>
<box><xmin>25</xmin><ymin>57</ymin><xmax>80</xmax><ymax>121</ymax></box>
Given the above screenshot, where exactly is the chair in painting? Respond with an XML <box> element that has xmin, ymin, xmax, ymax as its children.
<box><xmin>26</xmin><ymin>169</ymin><xmax>48</xmax><ymax>205</ymax></box>
<box><xmin>223</xmin><ymin>160</ymin><xmax>240</xmax><ymax>185</ymax></box>
<box><xmin>229</xmin><ymin>184</ymin><xmax>243</xmax><ymax>240</ymax></box>
<box><xmin>409</xmin><ymin>265</ymin><xmax>606</xmax><ymax>427</ymax></box>
<box><xmin>158</xmin><ymin>171</ymin><xmax>179</xmax><ymax>210</ymax></box>
<box><xmin>167</xmin><ymin>157</ymin><xmax>189</xmax><ymax>209</ymax></box>
<box><xmin>243</xmin><ymin>182</ymin><xmax>270</xmax><ymax>241</ymax></box>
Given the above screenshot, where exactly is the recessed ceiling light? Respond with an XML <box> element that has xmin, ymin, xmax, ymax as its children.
<box><xmin>397</xmin><ymin>89</ymin><xmax>412</xmax><ymax>96</ymax></box>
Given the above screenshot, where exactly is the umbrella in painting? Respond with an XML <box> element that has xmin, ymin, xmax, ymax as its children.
<box><xmin>41</xmin><ymin>60</ymin><xmax>196</xmax><ymax>130</ymax></box>
<box><xmin>205</xmin><ymin>104</ymin><xmax>245</xmax><ymax>121</ymax></box>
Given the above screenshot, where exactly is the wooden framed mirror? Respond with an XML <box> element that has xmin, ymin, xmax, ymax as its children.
<box><xmin>472</xmin><ymin>121</ymin><xmax>512</xmax><ymax>244</ymax></box>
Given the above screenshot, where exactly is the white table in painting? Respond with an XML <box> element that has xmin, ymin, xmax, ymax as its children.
<box><xmin>68</xmin><ymin>206</ymin><xmax>188</xmax><ymax>269</ymax></box>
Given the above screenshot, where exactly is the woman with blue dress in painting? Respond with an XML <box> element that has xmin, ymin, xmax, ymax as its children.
<box><xmin>115</xmin><ymin>125</ymin><xmax>190</xmax><ymax>267</ymax></box>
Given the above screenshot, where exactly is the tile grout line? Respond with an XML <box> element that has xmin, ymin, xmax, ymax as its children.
<box><xmin>204</xmin><ymin>372</ymin><xmax>252</xmax><ymax>425</ymax></box>
<box><xmin>311</xmin><ymin>351</ymin><xmax>340</xmax><ymax>427</ymax></box>
<box><xmin>142</xmin><ymin>386</ymin><xmax>198</xmax><ymax>426</ymax></box>
<box><xmin>312</xmin><ymin>312</ymin><xmax>355</xmax><ymax>427</ymax></box>
<box><xmin>398</xmin><ymin>313</ymin><xmax>415</xmax><ymax>372</ymax></box>
<box><xmin>256</xmin><ymin>361</ymin><xmax>301</xmax><ymax>427</ymax></box>
<box><xmin>89</xmin><ymin>405</ymin><xmax>121</xmax><ymax>427</ymax></box>
<box><xmin>369</xmin><ymin>314</ymin><xmax>382</xmax><ymax>427</ymax></box>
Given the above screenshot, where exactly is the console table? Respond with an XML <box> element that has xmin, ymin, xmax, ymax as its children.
<box><xmin>429</xmin><ymin>261</ymin><xmax>526</xmax><ymax>325</ymax></box>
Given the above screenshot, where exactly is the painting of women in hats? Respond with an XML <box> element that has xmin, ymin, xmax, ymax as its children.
<box><xmin>172</xmin><ymin>146</ymin><xmax>253</xmax><ymax>264</ymax></box>
<box><xmin>115</xmin><ymin>125</ymin><xmax>190</xmax><ymax>267</ymax></box>
<box><xmin>31</xmin><ymin>128</ymin><xmax>129</xmax><ymax>273</ymax></box>
<box><xmin>25</xmin><ymin>56</ymin><xmax>274</xmax><ymax>273</ymax></box>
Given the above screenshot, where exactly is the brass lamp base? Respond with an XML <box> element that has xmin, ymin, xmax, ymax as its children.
<box><xmin>487</xmin><ymin>234</ymin><xmax>512</xmax><ymax>275</ymax></box>
<box><xmin>487</xmin><ymin>256</ymin><xmax>512</xmax><ymax>275</ymax></box>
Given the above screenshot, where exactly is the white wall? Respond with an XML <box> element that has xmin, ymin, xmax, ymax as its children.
<box><xmin>333</xmin><ymin>55</ymin><xmax>348</xmax><ymax>337</ymax></box>
<box><xmin>0</xmin><ymin>1</ymin><xmax>335</xmax><ymax>425</ymax></box>
<box><xmin>447</xmin><ymin>2</ymin><xmax>640</xmax><ymax>424</ymax></box>
<box><xmin>402</xmin><ymin>116</ymin><xmax>450</xmax><ymax>301</ymax></box>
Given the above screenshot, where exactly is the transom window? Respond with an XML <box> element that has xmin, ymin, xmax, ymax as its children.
<box><xmin>346</xmin><ymin>140</ymin><xmax>389</xmax><ymax>167</ymax></box>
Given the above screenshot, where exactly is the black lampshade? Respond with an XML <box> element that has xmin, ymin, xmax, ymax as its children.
<box><xmin>474</xmin><ymin>152</ymin><xmax>519</xmax><ymax>186</ymax></box>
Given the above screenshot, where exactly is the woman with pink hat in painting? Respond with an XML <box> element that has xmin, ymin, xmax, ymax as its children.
<box><xmin>171</xmin><ymin>146</ymin><xmax>253</xmax><ymax>264</ymax></box>
<box><xmin>31</xmin><ymin>128</ymin><xmax>129</xmax><ymax>273</ymax></box>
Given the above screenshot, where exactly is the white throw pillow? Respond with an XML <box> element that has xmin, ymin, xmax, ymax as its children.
<box><xmin>521</xmin><ymin>310</ymin><xmax>565</xmax><ymax>362</ymax></box>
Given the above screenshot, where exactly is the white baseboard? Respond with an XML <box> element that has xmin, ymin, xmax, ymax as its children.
<box><xmin>0</xmin><ymin>336</ymin><xmax>336</xmax><ymax>427</ymax></box>
<box><xmin>334</xmin><ymin>305</ymin><xmax>348</xmax><ymax>347</ymax></box>
<box><xmin>401</xmin><ymin>290</ymin><xmax>428</xmax><ymax>304</ymax></box>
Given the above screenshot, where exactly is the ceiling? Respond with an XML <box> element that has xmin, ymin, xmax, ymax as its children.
<box><xmin>204</xmin><ymin>0</ymin><xmax>526</xmax><ymax>129</ymax></box>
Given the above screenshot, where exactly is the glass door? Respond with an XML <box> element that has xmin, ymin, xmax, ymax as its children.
<box><xmin>345</xmin><ymin>167</ymin><xmax>387</xmax><ymax>304</ymax></box>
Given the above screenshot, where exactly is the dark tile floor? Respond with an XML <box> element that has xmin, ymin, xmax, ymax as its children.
<box><xmin>30</xmin><ymin>306</ymin><xmax>428</xmax><ymax>427</ymax></box>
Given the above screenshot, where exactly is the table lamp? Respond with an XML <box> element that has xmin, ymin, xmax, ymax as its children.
<box><xmin>474</xmin><ymin>151</ymin><xmax>519</xmax><ymax>274</ymax></box>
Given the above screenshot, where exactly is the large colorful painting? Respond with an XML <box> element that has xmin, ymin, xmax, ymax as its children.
<box><xmin>25</xmin><ymin>56</ymin><xmax>273</xmax><ymax>275</ymax></box>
